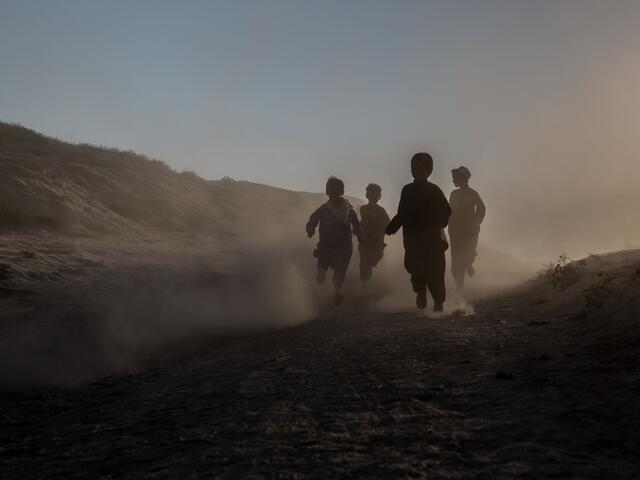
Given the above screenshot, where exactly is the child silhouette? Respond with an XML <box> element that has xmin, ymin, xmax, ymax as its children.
<box><xmin>307</xmin><ymin>176</ymin><xmax>363</xmax><ymax>305</ymax></box>
<box><xmin>386</xmin><ymin>153</ymin><xmax>451</xmax><ymax>311</ymax></box>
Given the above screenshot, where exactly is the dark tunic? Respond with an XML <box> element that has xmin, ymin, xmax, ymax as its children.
<box><xmin>387</xmin><ymin>180</ymin><xmax>451</xmax><ymax>271</ymax></box>
<box><xmin>386</xmin><ymin>180</ymin><xmax>451</xmax><ymax>300</ymax></box>
<box><xmin>306</xmin><ymin>200</ymin><xmax>363</xmax><ymax>271</ymax></box>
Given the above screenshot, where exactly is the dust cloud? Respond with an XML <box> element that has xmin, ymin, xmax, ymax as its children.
<box><xmin>450</xmin><ymin>62</ymin><xmax>640</xmax><ymax>263</ymax></box>
<box><xmin>0</xmin><ymin>245</ymin><xmax>319</xmax><ymax>390</ymax></box>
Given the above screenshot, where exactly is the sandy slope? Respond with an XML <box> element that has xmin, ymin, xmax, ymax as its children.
<box><xmin>2</xmin><ymin>251</ymin><xmax>640</xmax><ymax>479</ymax></box>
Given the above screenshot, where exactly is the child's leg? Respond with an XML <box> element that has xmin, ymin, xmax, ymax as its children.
<box><xmin>368</xmin><ymin>247</ymin><xmax>385</xmax><ymax>278</ymax></box>
<box><xmin>450</xmin><ymin>242</ymin><xmax>465</xmax><ymax>289</ymax></box>
<box><xmin>333</xmin><ymin>267</ymin><xmax>347</xmax><ymax>291</ymax></box>
<box><xmin>317</xmin><ymin>259</ymin><xmax>329</xmax><ymax>285</ymax></box>
<box><xmin>410</xmin><ymin>274</ymin><xmax>427</xmax><ymax>293</ymax></box>
<box><xmin>331</xmin><ymin>247</ymin><xmax>352</xmax><ymax>304</ymax></box>
<box><xmin>427</xmin><ymin>251</ymin><xmax>447</xmax><ymax>310</ymax></box>
<box><xmin>332</xmin><ymin>267</ymin><xmax>347</xmax><ymax>305</ymax></box>
<box><xmin>406</xmin><ymin>246</ymin><xmax>428</xmax><ymax>309</ymax></box>
<box><xmin>360</xmin><ymin>264</ymin><xmax>372</xmax><ymax>283</ymax></box>
<box><xmin>451</xmin><ymin>256</ymin><xmax>465</xmax><ymax>289</ymax></box>
<box><xmin>466</xmin><ymin>228</ymin><xmax>480</xmax><ymax>275</ymax></box>
<box><xmin>449</xmin><ymin>233</ymin><xmax>466</xmax><ymax>289</ymax></box>
<box><xmin>411</xmin><ymin>272</ymin><xmax>428</xmax><ymax>309</ymax></box>
<box><xmin>359</xmin><ymin>248</ymin><xmax>373</xmax><ymax>283</ymax></box>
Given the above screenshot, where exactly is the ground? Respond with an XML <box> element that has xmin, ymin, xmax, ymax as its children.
<box><xmin>3</xmin><ymin>287</ymin><xmax>640</xmax><ymax>479</ymax></box>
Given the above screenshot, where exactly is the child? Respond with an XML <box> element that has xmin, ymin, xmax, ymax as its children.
<box><xmin>358</xmin><ymin>183</ymin><xmax>390</xmax><ymax>287</ymax></box>
<box><xmin>307</xmin><ymin>176</ymin><xmax>363</xmax><ymax>305</ymax></box>
<box><xmin>385</xmin><ymin>153</ymin><xmax>451</xmax><ymax>311</ymax></box>
<box><xmin>448</xmin><ymin>166</ymin><xmax>485</xmax><ymax>289</ymax></box>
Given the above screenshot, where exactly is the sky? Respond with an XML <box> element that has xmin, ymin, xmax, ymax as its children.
<box><xmin>1</xmin><ymin>0</ymin><xmax>640</xmax><ymax>260</ymax></box>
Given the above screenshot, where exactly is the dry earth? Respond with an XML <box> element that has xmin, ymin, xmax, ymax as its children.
<box><xmin>2</xmin><ymin>253</ymin><xmax>640</xmax><ymax>479</ymax></box>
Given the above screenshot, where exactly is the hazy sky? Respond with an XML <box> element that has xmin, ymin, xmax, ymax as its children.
<box><xmin>2</xmin><ymin>1</ymin><xmax>640</xmax><ymax>259</ymax></box>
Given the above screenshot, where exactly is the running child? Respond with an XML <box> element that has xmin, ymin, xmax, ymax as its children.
<box><xmin>306</xmin><ymin>176</ymin><xmax>363</xmax><ymax>305</ymax></box>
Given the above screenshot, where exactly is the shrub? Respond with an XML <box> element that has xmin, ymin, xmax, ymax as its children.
<box><xmin>547</xmin><ymin>254</ymin><xmax>587</xmax><ymax>291</ymax></box>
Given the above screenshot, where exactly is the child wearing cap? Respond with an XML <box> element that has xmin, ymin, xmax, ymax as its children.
<box><xmin>448</xmin><ymin>166</ymin><xmax>486</xmax><ymax>289</ymax></box>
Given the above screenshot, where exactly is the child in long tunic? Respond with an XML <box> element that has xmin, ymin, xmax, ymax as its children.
<box><xmin>448</xmin><ymin>166</ymin><xmax>486</xmax><ymax>289</ymax></box>
<box><xmin>307</xmin><ymin>177</ymin><xmax>363</xmax><ymax>305</ymax></box>
<box><xmin>359</xmin><ymin>183</ymin><xmax>390</xmax><ymax>285</ymax></box>
<box><xmin>386</xmin><ymin>153</ymin><xmax>451</xmax><ymax>311</ymax></box>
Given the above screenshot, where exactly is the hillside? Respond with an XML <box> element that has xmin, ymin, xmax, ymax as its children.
<box><xmin>0</xmin><ymin>122</ymin><xmax>326</xmax><ymax>242</ymax></box>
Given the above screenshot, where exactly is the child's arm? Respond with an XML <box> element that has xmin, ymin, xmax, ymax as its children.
<box><xmin>379</xmin><ymin>207</ymin><xmax>390</xmax><ymax>229</ymax></box>
<box><xmin>474</xmin><ymin>191</ymin><xmax>486</xmax><ymax>224</ymax></box>
<box><xmin>306</xmin><ymin>206</ymin><xmax>322</xmax><ymax>238</ymax></box>
<box><xmin>435</xmin><ymin>187</ymin><xmax>452</xmax><ymax>228</ymax></box>
<box><xmin>376</xmin><ymin>208</ymin><xmax>391</xmax><ymax>238</ymax></box>
<box><xmin>386</xmin><ymin>215</ymin><xmax>401</xmax><ymax>235</ymax></box>
<box><xmin>350</xmin><ymin>209</ymin><xmax>363</xmax><ymax>243</ymax></box>
<box><xmin>358</xmin><ymin>205</ymin><xmax>367</xmax><ymax>229</ymax></box>
<box><xmin>385</xmin><ymin>187</ymin><xmax>407</xmax><ymax>235</ymax></box>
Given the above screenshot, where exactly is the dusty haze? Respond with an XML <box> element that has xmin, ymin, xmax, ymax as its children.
<box><xmin>0</xmin><ymin>122</ymin><xmax>537</xmax><ymax>387</ymax></box>
<box><xmin>2</xmin><ymin>3</ymin><xmax>640</xmax><ymax>476</ymax></box>
<box><xmin>2</xmin><ymin>1</ymin><xmax>640</xmax><ymax>262</ymax></box>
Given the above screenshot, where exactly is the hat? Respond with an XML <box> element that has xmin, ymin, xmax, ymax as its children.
<box><xmin>452</xmin><ymin>166</ymin><xmax>471</xmax><ymax>180</ymax></box>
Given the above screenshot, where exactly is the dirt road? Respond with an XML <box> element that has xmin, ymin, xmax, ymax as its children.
<box><xmin>2</xmin><ymin>294</ymin><xmax>640</xmax><ymax>479</ymax></box>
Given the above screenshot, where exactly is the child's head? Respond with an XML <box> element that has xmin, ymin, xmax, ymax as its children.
<box><xmin>451</xmin><ymin>166</ymin><xmax>471</xmax><ymax>187</ymax></box>
<box><xmin>365</xmin><ymin>183</ymin><xmax>382</xmax><ymax>204</ymax></box>
<box><xmin>326</xmin><ymin>176</ymin><xmax>345</xmax><ymax>201</ymax></box>
<box><xmin>410</xmin><ymin>152</ymin><xmax>433</xmax><ymax>181</ymax></box>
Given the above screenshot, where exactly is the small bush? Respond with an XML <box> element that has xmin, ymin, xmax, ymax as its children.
<box><xmin>547</xmin><ymin>254</ymin><xmax>587</xmax><ymax>291</ymax></box>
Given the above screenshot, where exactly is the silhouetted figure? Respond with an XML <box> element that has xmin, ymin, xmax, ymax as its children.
<box><xmin>448</xmin><ymin>166</ymin><xmax>486</xmax><ymax>289</ymax></box>
<box><xmin>359</xmin><ymin>183</ymin><xmax>390</xmax><ymax>287</ymax></box>
<box><xmin>307</xmin><ymin>176</ymin><xmax>363</xmax><ymax>305</ymax></box>
<box><xmin>386</xmin><ymin>153</ymin><xmax>451</xmax><ymax>311</ymax></box>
